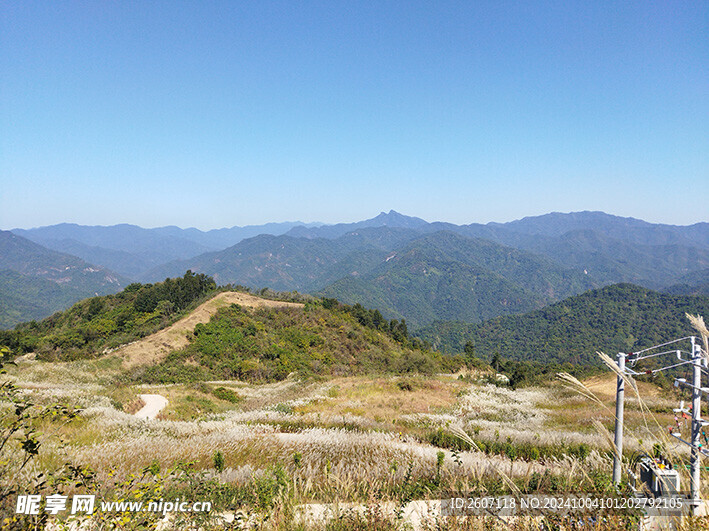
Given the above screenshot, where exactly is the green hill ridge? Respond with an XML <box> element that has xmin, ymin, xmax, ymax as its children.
<box><xmin>0</xmin><ymin>274</ymin><xmax>466</xmax><ymax>383</ymax></box>
<box><xmin>416</xmin><ymin>283</ymin><xmax>709</xmax><ymax>366</ymax></box>
<box><xmin>131</xmin><ymin>298</ymin><xmax>463</xmax><ymax>384</ymax></box>
<box><xmin>0</xmin><ymin>271</ymin><xmax>216</xmax><ymax>360</ymax></box>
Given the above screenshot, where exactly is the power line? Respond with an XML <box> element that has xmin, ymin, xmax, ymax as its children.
<box><xmin>613</xmin><ymin>336</ymin><xmax>707</xmax><ymax>514</ymax></box>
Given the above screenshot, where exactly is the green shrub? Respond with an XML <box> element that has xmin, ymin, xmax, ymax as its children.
<box><xmin>254</xmin><ymin>465</ymin><xmax>290</xmax><ymax>511</ymax></box>
<box><xmin>213</xmin><ymin>450</ymin><xmax>225</xmax><ymax>472</ymax></box>
<box><xmin>397</xmin><ymin>379</ymin><xmax>415</xmax><ymax>391</ymax></box>
<box><xmin>427</xmin><ymin>428</ymin><xmax>472</xmax><ymax>451</ymax></box>
<box><xmin>212</xmin><ymin>386</ymin><xmax>243</xmax><ymax>404</ymax></box>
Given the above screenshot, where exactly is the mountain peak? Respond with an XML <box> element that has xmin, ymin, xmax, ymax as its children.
<box><xmin>369</xmin><ymin>210</ymin><xmax>428</xmax><ymax>228</ymax></box>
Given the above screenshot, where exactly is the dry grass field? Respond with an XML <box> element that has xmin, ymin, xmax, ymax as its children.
<box><xmin>3</xmin><ymin>349</ymin><xmax>702</xmax><ymax>530</ymax></box>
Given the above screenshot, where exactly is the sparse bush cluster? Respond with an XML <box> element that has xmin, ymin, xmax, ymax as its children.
<box><xmin>212</xmin><ymin>386</ymin><xmax>243</xmax><ymax>403</ymax></box>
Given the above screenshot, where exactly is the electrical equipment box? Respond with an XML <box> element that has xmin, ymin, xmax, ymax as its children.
<box><xmin>638</xmin><ymin>457</ymin><xmax>680</xmax><ymax>497</ymax></box>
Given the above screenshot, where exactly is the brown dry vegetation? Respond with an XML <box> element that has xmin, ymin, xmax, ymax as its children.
<box><xmin>122</xmin><ymin>396</ymin><xmax>145</xmax><ymax>414</ymax></box>
<box><xmin>584</xmin><ymin>372</ymin><xmax>662</xmax><ymax>399</ymax></box>
<box><xmin>291</xmin><ymin>376</ymin><xmax>467</xmax><ymax>425</ymax></box>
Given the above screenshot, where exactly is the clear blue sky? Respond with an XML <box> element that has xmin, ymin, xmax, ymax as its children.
<box><xmin>1</xmin><ymin>1</ymin><xmax>707</xmax><ymax>229</ymax></box>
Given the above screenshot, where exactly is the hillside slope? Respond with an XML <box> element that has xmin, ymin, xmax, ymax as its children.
<box><xmin>493</xmin><ymin>211</ymin><xmax>709</xmax><ymax>249</ymax></box>
<box><xmin>12</xmin><ymin>220</ymin><xmax>322</xmax><ymax>277</ymax></box>
<box><xmin>132</xmin><ymin>296</ymin><xmax>461</xmax><ymax>384</ymax></box>
<box><xmin>0</xmin><ymin>270</ymin><xmax>86</xmax><ymax>329</ymax></box>
<box><xmin>513</xmin><ymin>229</ymin><xmax>709</xmax><ymax>289</ymax></box>
<box><xmin>13</xmin><ymin>223</ymin><xmax>214</xmax><ymax>278</ymax></box>
<box><xmin>0</xmin><ymin>271</ymin><xmax>216</xmax><ymax>359</ymax></box>
<box><xmin>0</xmin><ymin>281</ymin><xmax>465</xmax><ymax>383</ymax></box>
<box><xmin>664</xmin><ymin>268</ymin><xmax>709</xmax><ymax>297</ymax></box>
<box><xmin>141</xmin><ymin>227</ymin><xmax>422</xmax><ymax>288</ymax></box>
<box><xmin>145</xmin><ymin>229</ymin><xmax>600</xmax><ymax>328</ymax></box>
<box><xmin>117</xmin><ymin>291</ymin><xmax>303</xmax><ymax>368</ymax></box>
<box><xmin>0</xmin><ymin>231</ymin><xmax>128</xmax><ymax>328</ymax></box>
<box><xmin>416</xmin><ymin>284</ymin><xmax>709</xmax><ymax>365</ymax></box>
<box><xmin>318</xmin><ymin>242</ymin><xmax>544</xmax><ymax>328</ymax></box>
<box><xmin>319</xmin><ymin>232</ymin><xmax>597</xmax><ymax>326</ymax></box>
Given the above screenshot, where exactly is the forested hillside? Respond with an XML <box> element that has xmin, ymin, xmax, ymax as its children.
<box><xmin>0</xmin><ymin>270</ymin><xmax>87</xmax><ymax>329</ymax></box>
<box><xmin>0</xmin><ymin>231</ymin><xmax>128</xmax><ymax>328</ymax></box>
<box><xmin>1</xmin><ymin>271</ymin><xmax>216</xmax><ymax>360</ymax></box>
<box><xmin>664</xmin><ymin>268</ymin><xmax>709</xmax><ymax>297</ymax></box>
<box><xmin>141</xmin><ymin>227</ymin><xmax>423</xmax><ymax>289</ymax></box>
<box><xmin>145</xmin><ymin>229</ymin><xmax>601</xmax><ymax>329</ymax></box>
<box><xmin>319</xmin><ymin>232</ymin><xmax>598</xmax><ymax>328</ymax></box>
<box><xmin>416</xmin><ymin>284</ymin><xmax>709</xmax><ymax>365</ymax></box>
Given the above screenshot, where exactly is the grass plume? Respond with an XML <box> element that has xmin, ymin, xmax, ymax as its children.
<box><xmin>555</xmin><ymin>372</ymin><xmax>608</xmax><ymax>410</ymax></box>
<box><xmin>687</xmin><ymin>313</ymin><xmax>709</xmax><ymax>360</ymax></box>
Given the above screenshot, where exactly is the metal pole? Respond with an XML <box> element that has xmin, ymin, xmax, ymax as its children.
<box><xmin>613</xmin><ymin>351</ymin><xmax>626</xmax><ymax>486</ymax></box>
<box><xmin>691</xmin><ymin>336</ymin><xmax>702</xmax><ymax>510</ymax></box>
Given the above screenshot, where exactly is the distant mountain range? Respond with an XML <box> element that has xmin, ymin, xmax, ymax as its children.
<box><xmin>12</xmin><ymin>221</ymin><xmax>321</xmax><ymax>278</ymax></box>
<box><xmin>4</xmin><ymin>210</ymin><xmax>708</xmax><ymax>329</ymax></box>
<box><xmin>141</xmin><ymin>211</ymin><xmax>709</xmax><ymax>328</ymax></box>
<box><xmin>317</xmin><ymin>231</ymin><xmax>597</xmax><ymax>328</ymax></box>
<box><xmin>285</xmin><ymin>210</ymin><xmax>429</xmax><ymax>239</ymax></box>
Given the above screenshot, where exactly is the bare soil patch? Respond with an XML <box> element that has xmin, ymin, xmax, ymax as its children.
<box><xmin>116</xmin><ymin>291</ymin><xmax>303</xmax><ymax>368</ymax></box>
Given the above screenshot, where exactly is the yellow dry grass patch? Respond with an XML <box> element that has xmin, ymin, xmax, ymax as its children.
<box><xmin>583</xmin><ymin>372</ymin><xmax>662</xmax><ymax>399</ymax></box>
<box><xmin>543</xmin><ymin>375</ymin><xmax>676</xmax><ymax>439</ymax></box>
<box><xmin>115</xmin><ymin>291</ymin><xmax>303</xmax><ymax>368</ymax></box>
<box><xmin>293</xmin><ymin>376</ymin><xmax>466</xmax><ymax>423</ymax></box>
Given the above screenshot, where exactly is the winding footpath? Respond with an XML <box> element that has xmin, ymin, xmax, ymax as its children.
<box><xmin>134</xmin><ymin>394</ymin><xmax>168</xmax><ymax>420</ymax></box>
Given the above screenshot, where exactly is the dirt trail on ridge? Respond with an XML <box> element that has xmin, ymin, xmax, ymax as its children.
<box><xmin>115</xmin><ymin>291</ymin><xmax>303</xmax><ymax>368</ymax></box>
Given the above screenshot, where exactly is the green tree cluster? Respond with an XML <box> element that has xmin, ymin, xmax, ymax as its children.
<box><xmin>321</xmin><ymin>298</ymin><xmax>428</xmax><ymax>350</ymax></box>
<box><xmin>133</xmin><ymin>271</ymin><xmax>216</xmax><ymax>313</ymax></box>
<box><xmin>0</xmin><ymin>272</ymin><xmax>217</xmax><ymax>361</ymax></box>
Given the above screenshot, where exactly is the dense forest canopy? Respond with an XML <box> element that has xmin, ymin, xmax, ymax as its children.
<box><xmin>416</xmin><ymin>284</ymin><xmax>709</xmax><ymax>366</ymax></box>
